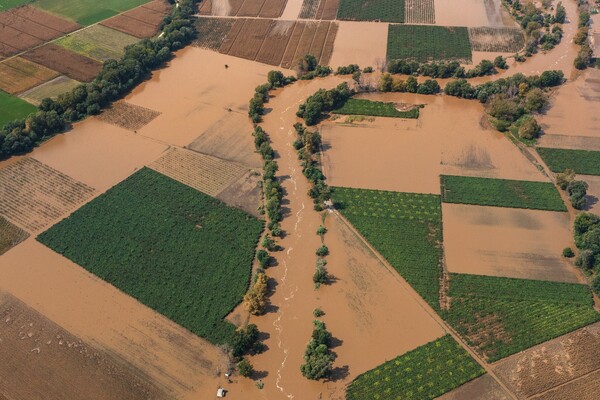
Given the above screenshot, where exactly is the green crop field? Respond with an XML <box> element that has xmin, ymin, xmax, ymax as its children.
<box><xmin>34</xmin><ymin>0</ymin><xmax>149</xmax><ymax>25</ymax></box>
<box><xmin>337</xmin><ymin>0</ymin><xmax>405</xmax><ymax>23</ymax></box>
<box><xmin>346</xmin><ymin>335</ymin><xmax>485</xmax><ymax>400</ymax></box>
<box><xmin>333</xmin><ymin>98</ymin><xmax>420</xmax><ymax>119</ymax></box>
<box><xmin>56</xmin><ymin>25</ymin><xmax>139</xmax><ymax>62</ymax></box>
<box><xmin>443</xmin><ymin>274</ymin><xmax>600</xmax><ymax>362</ymax></box>
<box><xmin>0</xmin><ymin>0</ymin><xmax>32</xmax><ymax>11</ymax></box>
<box><xmin>440</xmin><ymin>175</ymin><xmax>566</xmax><ymax>211</ymax></box>
<box><xmin>387</xmin><ymin>25</ymin><xmax>472</xmax><ymax>63</ymax></box>
<box><xmin>537</xmin><ymin>147</ymin><xmax>600</xmax><ymax>176</ymax></box>
<box><xmin>0</xmin><ymin>90</ymin><xmax>37</xmax><ymax>126</ymax></box>
<box><xmin>332</xmin><ymin>187</ymin><xmax>443</xmax><ymax>309</ymax></box>
<box><xmin>38</xmin><ymin>168</ymin><xmax>263</xmax><ymax>345</ymax></box>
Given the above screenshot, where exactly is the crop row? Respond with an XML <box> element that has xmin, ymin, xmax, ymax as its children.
<box><xmin>333</xmin><ymin>98</ymin><xmax>419</xmax><ymax>119</ymax></box>
<box><xmin>346</xmin><ymin>335</ymin><xmax>484</xmax><ymax>400</ymax></box>
<box><xmin>337</xmin><ymin>0</ymin><xmax>405</xmax><ymax>22</ymax></box>
<box><xmin>537</xmin><ymin>147</ymin><xmax>600</xmax><ymax>176</ymax></box>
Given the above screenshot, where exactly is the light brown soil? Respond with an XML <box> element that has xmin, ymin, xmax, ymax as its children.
<box><xmin>494</xmin><ymin>322</ymin><xmax>600</xmax><ymax>399</ymax></box>
<box><xmin>100</xmin><ymin>15</ymin><xmax>158</xmax><ymax>38</ymax></box>
<box><xmin>0</xmin><ymin>291</ymin><xmax>168</xmax><ymax>400</ymax></box>
<box><xmin>30</xmin><ymin>118</ymin><xmax>167</xmax><ymax>191</ymax></box>
<box><xmin>316</xmin><ymin>0</ymin><xmax>339</xmax><ymax>20</ymax></box>
<box><xmin>435</xmin><ymin>0</ymin><xmax>514</xmax><ymax>27</ymax></box>
<box><xmin>281</xmin><ymin>21</ymin><xmax>307</xmax><ymax>68</ymax></box>
<box><xmin>538</xmin><ymin>134</ymin><xmax>600</xmax><ymax>151</ymax></box>
<box><xmin>328</xmin><ymin>21</ymin><xmax>388</xmax><ymax>70</ymax></box>
<box><xmin>308</xmin><ymin>20</ymin><xmax>331</xmax><ymax>61</ymax></box>
<box><xmin>0</xmin><ymin>157</ymin><xmax>95</xmax><ymax>233</ymax></box>
<box><xmin>0</xmin><ymin>239</ymin><xmax>229</xmax><ymax>400</ymax></box>
<box><xmin>216</xmin><ymin>170</ymin><xmax>262</xmax><ymax>217</ymax></box>
<box><xmin>228</xmin><ymin>18</ymin><xmax>273</xmax><ymax>61</ymax></box>
<box><xmin>581</xmin><ymin>175</ymin><xmax>600</xmax><ymax>214</ymax></box>
<box><xmin>437</xmin><ymin>374</ymin><xmax>511</xmax><ymax>400</ymax></box>
<box><xmin>22</xmin><ymin>43</ymin><xmax>102</xmax><ymax>82</ymax></box>
<box><xmin>96</xmin><ymin>101</ymin><xmax>161</xmax><ymax>131</ymax></box>
<box><xmin>442</xmin><ymin>203</ymin><xmax>579</xmax><ymax>283</ymax></box>
<box><xmin>532</xmin><ymin>369</ymin><xmax>600</xmax><ymax>400</ymax></box>
<box><xmin>0</xmin><ymin>216</ymin><xmax>28</xmax><ymax>256</ymax></box>
<box><xmin>9</xmin><ymin>6</ymin><xmax>81</xmax><ymax>34</ymax></box>
<box><xmin>256</xmin><ymin>20</ymin><xmax>296</xmax><ymax>66</ymax></box>
<box><xmin>0</xmin><ymin>57</ymin><xmax>59</xmax><ymax>94</ymax></box>
<box><xmin>258</xmin><ymin>0</ymin><xmax>288</xmax><ymax>18</ymax></box>
<box><xmin>281</xmin><ymin>0</ymin><xmax>304</xmax><ymax>19</ymax></box>
<box><xmin>148</xmin><ymin>147</ymin><xmax>249</xmax><ymax>197</ymax></box>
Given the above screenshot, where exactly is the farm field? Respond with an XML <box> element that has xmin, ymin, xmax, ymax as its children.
<box><xmin>494</xmin><ymin>322</ymin><xmax>600</xmax><ymax>399</ymax></box>
<box><xmin>0</xmin><ymin>216</ymin><xmax>28</xmax><ymax>255</ymax></box>
<box><xmin>333</xmin><ymin>98</ymin><xmax>420</xmax><ymax>118</ymax></box>
<box><xmin>537</xmin><ymin>134</ymin><xmax>600</xmax><ymax>152</ymax></box>
<box><xmin>299</xmin><ymin>0</ymin><xmax>340</xmax><ymax>19</ymax></box>
<box><xmin>100</xmin><ymin>0</ymin><xmax>171</xmax><ymax>38</ymax></box>
<box><xmin>55</xmin><ymin>25</ymin><xmax>139</xmax><ymax>62</ymax></box>
<box><xmin>22</xmin><ymin>43</ymin><xmax>102</xmax><ymax>82</ymax></box>
<box><xmin>37</xmin><ymin>168</ymin><xmax>263</xmax><ymax>345</ymax></box>
<box><xmin>193</xmin><ymin>17</ymin><xmax>236</xmax><ymax>51</ymax></box>
<box><xmin>404</xmin><ymin>0</ymin><xmax>435</xmax><ymax>24</ymax></box>
<box><xmin>436</xmin><ymin>374</ymin><xmax>511</xmax><ymax>400</ymax></box>
<box><xmin>435</xmin><ymin>0</ymin><xmax>513</xmax><ymax>27</ymax></box>
<box><xmin>199</xmin><ymin>0</ymin><xmax>287</xmax><ymax>18</ymax></box>
<box><xmin>96</xmin><ymin>101</ymin><xmax>161</xmax><ymax>131</ymax></box>
<box><xmin>440</xmin><ymin>175</ymin><xmax>566</xmax><ymax>211</ymax></box>
<box><xmin>0</xmin><ymin>0</ymin><xmax>31</xmax><ymax>11</ymax></box>
<box><xmin>18</xmin><ymin>75</ymin><xmax>80</xmax><ymax>105</ymax></box>
<box><xmin>468</xmin><ymin>27</ymin><xmax>524</xmax><ymax>52</ymax></box>
<box><xmin>337</xmin><ymin>0</ymin><xmax>406</xmax><ymax>22</ymax></box>
<box><xmin>346</xmin><ymin>335</ymin><xmax>485</xmax><ymax>400</ymax></box>
<box><xmin>332</xmin><ymin>186</ymin><xmax>443</xmax><ymax>309</ymax></box>
<box><xmin>443</xmin><ymin>273</ymin><xmax>599</xmax><ymax>362</ymax></box>
<box><xmin>34</xmin><ymin>0</ymin><xmax>151</xmax><ymax>25</ymax></box>
<box><xmin>537</xmin><ymin>147</ymin><xmax>600</xmax><ymax>175</ymax></box>
<box><xmin>442</xmin><ymin>203</ymin><xmax>578</xmax><ymax>283</ymax></box>
<box><xmin>0</xmin><ymin>157</ymin><xmax>95</xmax><ymax>232</ymax></box>
<box><xmin>0</xmin><ymin>57</ymin><xmax>59</xmax><ymax>95</ymax></box>
<box><xmin>0</xmin><ymin>90</ymin><xmax>37</xmax><ymax>125</ymax></box>
<box><xmin>387</xmin><ymin>25</ymin><xmax>472</xmax><ymax>63</ymax></box>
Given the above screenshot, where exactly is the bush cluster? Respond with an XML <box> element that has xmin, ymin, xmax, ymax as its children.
<box><xmin>379</xmin><ymin>74</ymin><xmax>440</xmax><ymax>95</ymax></box>
<box><xmin>387</xmin><ymin>57</ymin><xmax>508</xmax><ymax>79</ymax></box>
<box><xmin>300</xmin><ymin>320</ymin><xmax>336</xmax><ymax>380</ymax></box>
<box><xmin>249</xmin><ymin>71</ymin><xmax>296</xmax><ymax>123</ymax></box>
<box><xmin>0</xmin><ymin>0</ymin><xmax>199</xmax><ymax>160</ymax></box>
<box><xmin>293</xmin><ymin>123</ymin><xmax>330</xmax><ymax>211</ymax></box>
<box><xmin>556</xmin><ymin>168</ymin><xmax>588</xmax><ymax>209</ymax></box>
<box><xmin>573</xmin><ymin>10</ymin><xmax>593</xmax><ymax>70</ymax></box>
<box><xmin>296</xmin><ymin>83</ymin><xmax>353</xmax><ymax>125</ymax></box>
<box><xmin>295</xmin><ymin>54</ymin><xmax>332</xmax><ymax>80</ymax></box>
<box><xmin>573</xmin><ymin>213</ymin><xmax>600</xmax><ymax>291</ymax></box>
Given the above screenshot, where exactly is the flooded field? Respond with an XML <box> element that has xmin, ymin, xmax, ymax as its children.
<box><xmin>328</xmin><ymin>21</ymin><xmax>388</xmax><ymax>70</ymax></box>
<box><xmin>442</xmin><ymin>203</ymin><xmax>579</xmax><ymax>283</ymax></box>
<box><xmin>435</xmin><ymin>0</ymin><xmax>515</xmax><ymax>27</ymax></box>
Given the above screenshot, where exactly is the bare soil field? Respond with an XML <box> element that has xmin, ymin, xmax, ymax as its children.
<box><xmin>468</xmin><ymin>27</ymin><xmax>524</xmax><ymax>52</ymax></box>
<box><xmin>9</xmin><ymin>6</ymin><xmax>81</xmax><ymax>34</ymax></box>
<box><xmin>581</xmin><ymin>175</ymin><xmax>600</xmax><ymax>214</ymax></box>
<box><xmin>532</xmin><ymin>370</ymin><xmax>600</xmax><ymax>400</ymax></box>
<box><xmin>30</xmin><ymin>118</ymin><xmax>167</xmax><ymax>192</ymax></box>
<box><xmin>280</xmin><ymin>20</ymin><xmax>306</xmax><ymax>68</ymax></box>
<box><xmin>0</xmin><ymin>57</ymin><xmax>58</xmax><ymax>94</ymax></box>
<box><xmin>322</xmin><ymin>92</ymin><xmax>547</xmax><ymax>195</ymax></box>
<box><xmin>538</xmin><ymin>134</ymin><xmax>600</xmax><ymax>151</ymax></box>
<box><xmin>121</xmin><ymin>5</ymin><xmax>166</xmax><ymax>27</ymax></box>
<box><xmin>148</xmin><ymin>148</ymin><xmax>249</xmax><ymax>197</ymax></box>
<box><xmin>316</xmin><ymin>0</ymin><xmax>339</xmax><ymax>19</ymax></box>
<box><xmin>96</xmin><ymin>101</ymin><xmax>161</xmax><ymax>131</ymax></box>
<box><xmin>140</xmin><ymin>0</ymin><xmax>172</xmax><ymax>14</ymax></box>
<box><xmin>100</xmin><ymin>14</ymin><xmax>159</xmax><ymax>38</ymax></box>
<box><xmin>442</xmin><ymin>203</ymin><xmax>579</xmax><ymax>283</ymax></box>
<box><xmin>0</xmin><ymin>158</ymin><xmax>95</xmax><ymax>233</ymax></box>
<box><xmin>0</xmin><ymin>291</ymin><xmax>168</xmax><ymax>400</ymax></box>
<box><xmin>200</xmin><ymin>0</ymin><xmax>287</xmax><ymax>17</ymax></box>
<box><xmin>308</xmin><ymin>20</ymin><xmax>331</xmax><ymax>61</ymax></box>
<box><xmin>0</xmin><ymin>216</ymin><xmax>28</xmax><ymax>256</ymax></box>
<box><xmin>494</xmin><ymin>322</ymin><xmax>600</xmax><ymax>399</ymax></box>
<box><xmin>228</xmin><ymin>18</ymin><xmax>273</xmax><ymax>60</ymax></box>
<box><xmin>0</xmin><ymin>13</ymin><xmax>61</xmax><ymax>41</ymax></box>
<box><xmin>328</xmin><ymin>21</ymin><xmax>388</xmax><ymax>69</ymax></box>
<box><xmin>256</xmin><ymin>20</ymin><xmax>295</xmax><ymax>66</ymax></box>
<box><xmin>193</xmin><ymin>17</ymin><xmax>235</xmax><ymax>51</ymax></box>
<box><xmin>19</xmin><ymin>75</ymin><xmax>80</xmax><ymax>105</ymax></box>
<box><xmin>434</xmin><ymin>0</ymin><xmax>513</xmax><ymax>28</ymax></box>
<box><xmin>437</xmin><ymin>374</ymin><xmax>511</xmax><ymax>400</ymax></box>
<box><xmin>0</xmin><ymin>25</ymin><xmax>42</xmax><ymax>55</ymax></box>
<box><xmin>0</xmin><ymin>239</ymin><xmax>229</xmax><ymax>400</ymax></box>
<box><xmin>22</xmin><ymin>43</ymin><xmax>102</xmax><ymax>82</ymax></box>
<box><xmin>404</xmin><ymin>0</ymin><xmax>435</xmax><ymax>24</ymax></box>
<box><xmin>215</xmin><ymin>170</ymin><xmax>262</xmax><ymax>217</ymax></box>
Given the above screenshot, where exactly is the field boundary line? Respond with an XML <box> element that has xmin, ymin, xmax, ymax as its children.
<box><xmin>527</xmin><ymin>361</ymin><xmax>600</xmax><ymax>399</ymax></box>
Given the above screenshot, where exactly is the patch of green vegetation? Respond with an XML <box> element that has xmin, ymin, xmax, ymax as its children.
<box><xmin>332</xmin><ymin>187</ymin><xmax>442</xmax><ymax>309</ymax></box>
<box><xmin>538</xmin><ymin>147</ymin><xmax>600</xmax><ymax>175</ymax></box>
<box><xmin>0</xmin><ymin>90</ymin><xmax>37</xmax><ymax>126</ymax></box>
<box><xmin>337</xmin><ymin>0</ymin><xmax>405</xmax><ymax>23</ymax></box>
<box><xmin>55</xmin><ymin>25</ymin><xmax>139</xmax><ymax>62</ymax></box>
<box><xmin>440</xmin><ymin>175</ymin><xmax>566</xmax><ymax>211</ymax></box>
<box><xmin>38</xmin><ymin>168</ymin><xmax>263</xmax><ymax>345</ymax></box>
<box><xmin>346</xmin><ymin>335</ymin><xmax>485</xmax><ymax>400</ymax></box>
<box><xmin>0</xmin><ymin>0</ymin><xmax>32</xmax><ymax>11</ymax></box>
<box><xmin>0</xmin><ymin>216</ymin><xmax>29</xmax><ymax>255</ymax></box>
<box><xmin>333</xmin><ymin>98</ymin><xmax>420</xmax><ymax>119</ymax></box>
<box><xmin>443</xmin><ymin>274</ymin><xmax>600</xmax><ymax>362</ymax></box>
<box><xmin>387</xmin><ymin>25</ymin><xmax>472</xmax><ymax>63</ymax></box>
<box><xmin>34</xmin><ymin>0</ymin><xmax>149</xmax><ymax>25</ymax></box>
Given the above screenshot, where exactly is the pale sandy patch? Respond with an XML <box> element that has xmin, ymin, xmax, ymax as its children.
<box><xmin>328</xmin><ymin>21</ymin><xmax>388</xmax><ymax>70</ymax></box>
<box><xmin>442</xmin><ymin>203</ymin><xmax>580</xmax><ymax>283</ymax></box>
<box><xmin>435</xmin><ymin>0</ymin><xmax>490</xmax><ymax>27</ymax></box>
<box><xmin>280</xmin><ymin>0</ymin><xmax>304</xmax><ymax>19</ymax></box>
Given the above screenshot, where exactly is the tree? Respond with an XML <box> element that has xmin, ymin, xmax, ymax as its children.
<box><xmin>556</xmin><ymin>169</ymin><xmax>575</xmax><ymax>190</ymax></box>
<box><xmin>316</xmin><ymin>245</ymin><xmax>329</xmax><ymax>256</ymax></box>
<box><xmin>567</xmin><ymin>180</ymin><xmax>588</xmax><ymax>210</ymax></box>
<box><xmin>406</xmin><ymin>76</ymin><xmax>418</xmax><ymax>93</ymax></box>
<box><xmin>524</xmin><ymin>88</ymin><xmax>549</xmax><ymax>112</ymax></box>
<box><xmin>297</xmin><ymin>54</ymin><xmax>318</xmax><ymax>75</ymax></box>
<box><xmin>267</xmin><ymin>70</ymin><xmax>286</xmax><ymax>87</ymax></box>
<box><xmin>243</xmin><ymin>273</ymin><xmax>268</xmax><ymax>315</ymax></box>
<box><xmin>300</xmin><ymin>320</ymin><xmax>335</xmax><ymax>380</ymax></box>
<box><xmin>518</xmin><ymin>117</ymin><xmax>541</xmax><ymax>140</ymax></box>
<box><xmin>237</xmin><ymin>358</ymin><xmax>254</xmax><ymax>377</ymax></box>
<box><xmin>555</xmin><ymin>2</ymin><xmax>566</xmax><ymax>23</ymax></box>
<box><xmin>487</xmin><ymin>96</ymin><xmax>520</xmax><ymax>122</ymax></box>
<box><xmin>232</xmin><ymin>324</ymin><xmax>261</xmax><ymax>358</ymax></box>
<box><xmin>493</xmin><ymin>56</ymin><xmax>508</xmax><ymax>69</ymax></box>
<box><xmin>379</xmin><ymin>73</ymin><xmax>393</xmax><ymax>92</ymax></box>
<box><xmin>316</xmin><ymin>225</ymin><xmax>327</xmax><ymax>237</ymax></box>
<box><xmin>575</xmin><ymin>249</ymin><xmax>595</xmax><ymax>269</ymax></box>
<box><xmin>593</xmin><ymin>274</ymin><xmax>600</xmax><ymax>295</ymax></box>
<box><xmin>563</xmin><ymin>247</ymin><xmax>575</xmax><ymax>258</ymax></box>
<box><xmin>574</xmin><ymin>212</ymin><xmax>600</xmax><ymax>236</ymax></box>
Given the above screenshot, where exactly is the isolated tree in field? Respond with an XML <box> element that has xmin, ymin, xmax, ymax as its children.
<box><xmin>244</xmin><ymin>272</ymin><xmax>268</xmax><ymax>315</ymax></box>
<box><xmin>301</xmin><ymin>320</ymin><xmax>335</xmax><ymax>380</ymax></box>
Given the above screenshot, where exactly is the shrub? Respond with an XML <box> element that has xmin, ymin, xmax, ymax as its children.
<box><xmin>243</xmin><ymin>272</ymin><xmax>268</xmax><ymax>315</ymax></box>
<box><xmin>563</xmin><ymin>247</ymin><xmax>575</xmax><ymax>258</ymax></box>
<box><xmin>316</xmin><ymin>225</ymin><xmax>327</xmax><ymax>237</ymax></box>
<box><xmin>267</xmin><ymin>70</ymin><xmax>286</xmax><ymax>87</ymax></box>
<box><xmin>313</xmin><ymin>308</ymin><xmax>325</xmax><ymax>317</ymax></box>
<box><xmin>232</xmin><ymin>324</ymin><xmax>261</xmax><ymax>358</ymax></box>
<box><xmin>256</xmin><ymin>249</ymin><xmax>273</xmax><ymax>268</ymax></box>
<box><xmin>556</xmin><ymin>169</ymin><xmax>575</xmax><ymax>190</ymax></box>
<box><xmin>316</xmin><ymin>245</ymin><xmax>329</xmax><ymax>256</ymax></box>
<box><xmin>313</xmin><ymin>264</ymin><xmax>329</xmax><ymax>287</ymax></box>
<box><xmin>518</xmin><ymin>116</ymin><xmax>541</xmax><ymax>140</ymax></box>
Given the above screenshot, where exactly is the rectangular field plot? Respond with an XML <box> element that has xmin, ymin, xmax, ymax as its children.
<box><xmin>0</xmin><ymin>1</ymin><xmax>31</xmax><ymax>11</ymax></box>
<box><xmin>299</xmin><ymin>0</ymin><xmax>340</xmax><ymax>19</ymax></box>
<box><xmin>442</xmin><ymin>203</ymin><xmax>578</xmax><ymax>283</ymax></box>
<box><xmin>443</xmin><ymin>273</ymin><xmax>599</xmax><ymax>362</ymax></box>
<box><xmin>436</xmin><ymin>374</ymin><xmax>511</xmax><ymax>400</ymax></box>
<box><xmin>0</xmin><ymin>158</ymin><xmax>95</xmax><ymax>232</ymax></box>
<box><xmin>468</xmin><ymin>27</ymin><xmax>524</xmax><ymax>52</ymax></box>
<box><xmin>346</xmin><ymin>335</ymin><xmax>484</xmax><ymax>400</ymax></box>
<box><xmin>199</xmin><ymin>0</ymin><xmax>287</xmax><ymax>18</ymax></box>
<box><xmin>19</xmin><ymin>75</ymin><xmax>80</xmax><ymax>105</ymax></box>
<box><xmin>55</xmin><ymin>25</ymin><xmax>138</xmax><ymax>62</ymax></box>
<box><xmin>387</xmin><ymin>25</ymin><xmax>472</xmax><ymax>63</ymax></box>
<box><xmin>193</xmin><ymin>17</ymin><xmax>236</xmax><ymax>51</ymax></box>
<box><xmin>96</xmin><ymin>101</ymin><xmax>160</xmax><ymax>131</ymax></box>
<box><xmin>333</xmin><ymin>187</ymin><xmax>443</xmax><ymax>309</ymax></box>
<box><xmin>338</xmin><ymin>0</ymin><xmax>405</xmax><ymax>22</ymax></box>
<box><xmin>100</xmin><ymin>1</ymin><xmax>171</xmax><ymax>38</ymax></box>
<box><xmin>333</xmin><ymin>98</ymin><xmax>420</xmax><ymax>118</ymax></box>
<box><xmin>37</xmin><ymin>168</ymin><xmax>263</xmax><ymax>345</ymax></box>
<box><xmin>537</xmin><ymin>147</ymin><xmax>600</xmax><ymax>175</ymax></box>
<box><xmin>256</xmin><ymin>20</ymin><xmax>296</xmax><ymax>66</ymax></box>
<box><xmin>440</xmin><ymin>175</ymin><xmax>566</xmax><ymax>211</ymax></box>
<box><xmin>0</xmin><ymin>90</ymin><xmax>37</xmax><ymax>125</ymax></box>
<box><xmin>34</xmin><ymin>0</ymin><xmax>151</xmax><ymax>25</ymax></box>
<box><xmin>0</xmin><ymin>216</ymin><xmax>29</xmax><ymax>255</ymax></box>
<box><xmin>0</xmin><ymin>25</ymin><xmax>42</xmax><ymax>55</ymax></box>
<box><xmin>404</xmin><ymin>0</ymin><xmax>435</xmax><ymax>24</ymax></box>
<box><xmin>148</xmin><ymin>148</ymin><xmax>248</xmax><ymax>197</ymax></box>
<box><xmin>228</xmin><ymin>18</ymin><xmax>273</xmax><ymax>61</ymax></box>
<box><xmin>9</xmin><ymin>6</ymin><xmax>81</xmax><ymax>33</ymax></box>
<box><xmin>494</xmin><ymin>322</ymin><xmax>600</xmax><ymax>399</ymax></box>
<box><xmin>22</xmin><ymin>43</ymin><xmax>102</xmax><ymax>82</ymax></box>
<box><xmin>0</xmin><ymin>57</ymin><xmax>59</xmax><ymax>95</ymax></box>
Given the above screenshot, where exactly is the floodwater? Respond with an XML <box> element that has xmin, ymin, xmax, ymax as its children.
<box><xmin>0</xmin><ymin>239</ymin><xmax>229</xmax><ymax>399</ymax></box>
<box><xmin>322</xmin><ymin>92</ymin><xmax>548</xmax><ymax>196</ymax></box>
<box><xmin>443</xmin><ymin>203</ymin><xmax>580</xmax><ymax>283</ymax></box>
<box><xmin>224</xmin><ymin>77</ymin><xmax>445</xmax><ymax>399</ymax></box>
<box><xmin>328</xmin><ymin>21</ymin><xmax>388</xmax><ymax>70</ymax></box>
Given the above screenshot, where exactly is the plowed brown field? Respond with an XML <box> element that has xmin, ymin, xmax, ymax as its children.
<box><xmin>0</xmin><ymin>57</ymin><xmax>58</xmax><ymax>94</ymax></box>
<box><xmin>22</xmin><ymin>44</ymin><xmax>102</xmax><ymax>82</ymax></box>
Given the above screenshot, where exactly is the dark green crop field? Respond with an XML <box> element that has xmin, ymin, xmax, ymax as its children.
<box><xmin>337</xmin><ymin>0</ymin><xmax>405</xmax><ymax>22</ymax></box>
<box><xmin>537</xmin><ymin>147</ymin><xmax>600</xmax><ymax>176</ymax></box>
<box><xmin>387</xmin><ymin>25</ymin><xmax>472</xmax><ymax>62</ymax></box>
<box><xmin>334</xmin><ymin>98</ymin><xmax>420</xmax><ymax>118</ymax></box>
